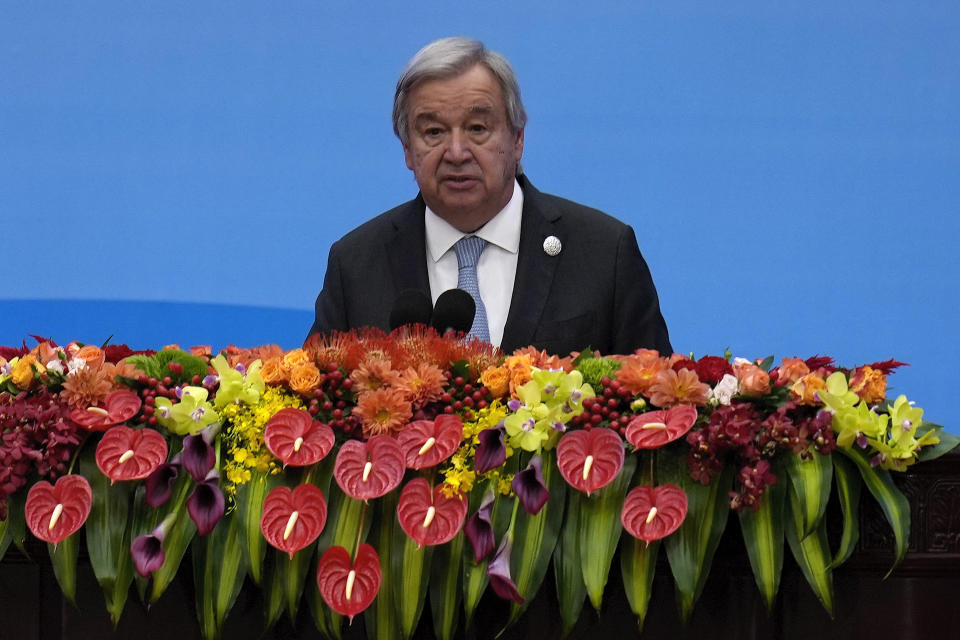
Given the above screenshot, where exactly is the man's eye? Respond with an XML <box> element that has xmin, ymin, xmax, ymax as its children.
<box><xmin>425</xmin><ymin>128</ymin><xmax>443</xmax><ymax>137</ymax></box>
<box><xmin>469</xmin><ymin>124</ymin><xmax>487</xmax><ymax>133</ymax></box>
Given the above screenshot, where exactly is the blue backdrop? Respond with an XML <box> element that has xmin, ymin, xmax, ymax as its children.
<box><xmin>2</xmin><ymin>2</ymin><xmax>957</xmax><ymax>431</ymax></box>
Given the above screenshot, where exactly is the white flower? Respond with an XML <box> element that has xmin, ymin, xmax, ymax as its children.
<box><xmin>45</xmin><ymin>359</ymin><xmax>65</xmax><ymax>375</ymax></box>
<box><xmin>711</xmin><ymin>374</ymin><xmax>739</xmax><ymax>406</ymax></box>
<box><xmin>67</xmin><ymin>357</ymin><xmax>88</xmax><ymax>376</ymax></box>
<box><xmin>732</xmin><ymin>357</ymin><xmax>752</xmax><ymax>368</ymax></box>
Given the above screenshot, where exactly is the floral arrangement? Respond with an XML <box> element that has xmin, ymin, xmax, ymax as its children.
<box><xmin>0</xmin><ymin>330</ymin><xmax>955</xmax><ymax>639</ymax></box>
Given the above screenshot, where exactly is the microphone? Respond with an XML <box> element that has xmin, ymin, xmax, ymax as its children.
<box><xmin>389</xmin><ymin>289</ymin><xmax>434</xmax><ymax>331</ymax></box>
<box><xmin>431</xmin><ymin>289</ymin><xmax>475</xmax><ymax>335</ymax></box>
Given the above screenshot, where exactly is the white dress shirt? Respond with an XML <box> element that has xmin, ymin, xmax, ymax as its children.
<box><xmin>424</xmin><ymin>179</ymin><xmax>523</xmax><ymax>347</ymax></box>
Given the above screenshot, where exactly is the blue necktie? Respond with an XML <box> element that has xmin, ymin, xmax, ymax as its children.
<box><xmin>453</xmin><ymin>235</ymin><xmax>490</xmax><ymax>342</ymax></box>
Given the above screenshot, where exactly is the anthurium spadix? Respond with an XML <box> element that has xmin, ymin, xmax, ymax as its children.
<box><xmin>625</xmin><ymin>405</ymin><xmax>698</xmax><ymax>450</ymax></box>
<box><xmin>333</xmin><ymin>435</ymin><xmax>404</xmax><ymax>501</ymax></box>
<box><xmin>556</xmin><ymin>427</ymin><xmax>625</xmax><ymax>495</ymax></box>
<box><xmin>317</xmin><ymin>544</ymin><xmax>382</xmax><ymax>623</ymax></box>
<box><xmin>396</xmin><ymin>478</ymin><xmax>468</xmax><ymax>546</ymax></box>
<box><xmin>263</xmin><ymin>407</ymin><xmax>335</xmax><ymax>467</ymax></box>
<box><xmin>260</xmin><ymin>484</ymin><xmax>328</xmax><ymax>559</ymax></box>
<box><xmin>621</xmin><ymin>484</ymin><xmax>689</xmax><ymax>543</ymax></box>
<box><xmin>70</xmin><ymin>389</ymin><xmax>142</xmax><ymax>432</ymax></box>
<box><xmin>396</xmin><ymin>414</ymin><xmax>463</xmax><ymax>469</ymax></box>
<box><xmin>25</xmin><ymin>475</ymin><xmax>92</xmax><ymax>544</ymax></box>
<box><xmin>95</xmin><ymin>425</ymin><xmax>168</xmax><ymax>483</ymax></box>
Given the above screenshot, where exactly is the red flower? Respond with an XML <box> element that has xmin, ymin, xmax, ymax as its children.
<box><xmin>264</xmin><ymin>408</ymin><xmax>335</xmax><ymax>467</ymax></box>
<box><xmin>260</xmin><ymin>484</ymin><xmax>328</xmax><ymax>558</ymax></box>
<box><xmin>69</xmin><ymin>389</ymin><xmax>141</xmax><ymax>432</ymax></box>
<box><xmin>556</xmin><ymin>428</ymin><xmax>625</xmax><ymax>495</ymax></box>
<box><xmin>625</xmin><ymin>405</ymin><xmax>699</xmax><ymax>450</ymax></box>
<box><xmin>24</xmin><ymin>475</ymin><xmax>92</xmax><ymax>544</ymax></box>
<box><xmin>317</xmin><ymin>544</ymin><xmax>382</xmax><ymax>622</ymax></box>
<box><xmin>396</xmin><ymin>414</ymin><xmax>463</xmax><ymax>469</ymax></box>
<box><xmin>396</xmin><ymin>478</ymin><xmax>468</xmax><ymax>547</ymax></box>
<box><xmin>333</xmin><ymin>436</ymin><xmax>405</xmax><ymax>501</ymax></box>
<box><xmin>621</xmin><ymin>484</ymin><xmax>688</xmax><ymax>542</ymax></box>
<box><xmin>95</xmin><ymin>426</ymin><xmax>168</xmax><ymax>482</ymax></box>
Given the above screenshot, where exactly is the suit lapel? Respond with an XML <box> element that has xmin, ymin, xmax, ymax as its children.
<box><xmin>502</xmin><ymin>177</ymin><xmax>562</xmax><ymax>350</ymax></box>
<box><xmin>385</xmin><ymin>196</ymin><xmax>431</xmax><ymax>298</ymax></box>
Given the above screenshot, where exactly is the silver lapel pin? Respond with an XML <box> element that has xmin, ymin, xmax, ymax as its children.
<box><xmin>543</xmin><ymin>235</ymin><xmax>562</xmax><ymax>256</ymax></box>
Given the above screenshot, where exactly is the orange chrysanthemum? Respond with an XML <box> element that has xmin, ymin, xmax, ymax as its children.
<box><xmin>351</xmin><ymin>358</ymin><xmax>403</xmax><ymax>394</ymax></box>
<box><xmin>790</xmin><ymin>372</ymin><xmax>826</xmax><ymax>406</ymax></box>
<box><xmin>353</xmin><ymin>388</ymin><xmax>413</xmax><ymax>438</ymax></box>
<box><xmin>615</xmin><ymin>349</ymin><xmax>670</xmax><ymax>396</ymax></box>
<box><xmin>849</xmin><ymin>366</ymin><xmax>887</xmax><ymax>404</ymax></box>
<box><xmin>396</xmin><ymin>362</ymin><xmax>447</xmax><ymax>408</ymax></box>
<box><xmin>61</xmin><ymin>364</ymin><xmax>114</xmax><ymax>408</ymax></box>
<box><xmin>648</xmin><ymin>368</ymin><xmax>711</xmax><ymax>408</ymax></box>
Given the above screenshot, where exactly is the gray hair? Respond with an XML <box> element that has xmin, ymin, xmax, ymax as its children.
<box><xmin>392</xmin><ymin>37</ymin><xmax>528</xmax><ymax>148</ymax></box>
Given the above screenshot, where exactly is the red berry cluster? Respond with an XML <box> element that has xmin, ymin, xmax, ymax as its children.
<box><xmin>306</xmin><ymin>364</ymin><xmax>361</xmax><ymax>438</ymax></box>
<box><xmin>438</xmin><ymin>372</ymin><xmax>490</xmax><ymax>423</ymax></box>
<box><xmin>0</xmin><ymin>388</ymin><xmax>83</xmax><ymax>519</ymax></box>
<box><xmin>569</xmin><ymin>377</ymin><xmax>635</xmax><ymax>434</ymax></box>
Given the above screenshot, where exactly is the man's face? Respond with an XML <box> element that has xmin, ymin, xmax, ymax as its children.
<box><xmin>403</xmin><ymin>64</ymin><xmax>524</xmax><ymax>233</ymax></box>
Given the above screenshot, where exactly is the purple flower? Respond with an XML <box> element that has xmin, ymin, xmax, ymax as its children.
<box><xmin>130</xmin><ymin>517</ymin><xmax>174</xmax><ymax>578</ymax></box>
<box><xmin>487</xmin><ymin>533</ymin><xmax>524</xmax><ymax>604</ymax></box>
<box><xmin>475</xmin><ymin>426</ymin><xmax>507</xmax><ymax>474</ymax></box>
<box><xmin>464</xmin><ymin>489</ymin><xmax>496</xmax><ymax>563</ymax></box>
<box><xmin>512</xmin><ymin>455</ymin><xmax>549</xmax><ymax>515</ymax></box>
<box><xmin>181</xmin><ymin>433</ymin><xmax>215</xmax><ymax>482</ymax></box>
<box><xmin>144</xmin><ymin>462</ymin><xmax>180</xmax><ymax>507</ymax></box>
<box><xmin>187</xmin><ymin>472</ymin><xmax>225</xmax><ymax>536</ymax></box>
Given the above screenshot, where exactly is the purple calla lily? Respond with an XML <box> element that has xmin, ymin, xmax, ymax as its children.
<box><xmin>464</xmin><ymin>488</ymin><xmax>496</xmax><ymax>563</ymax></box>
<box><xmin>487</xmin><ymin>532</ymin><xmax>524</xmax><ymax>604</ymax></box>
<box><xmin>187</xmin><ymin>471</ymin><xmax>225</xmax><ymax>536</ymax></box>
<box><xmin>144</xmin><ymin>462</ymin><xmax>180</xmax><ymax>507</ymax></box>
<box><xmin>475</xmin><ymin>426</ymin><xmax>507</xmax><ymax>474</ymax></box>
<box><xmin>181</xmin><ymin>426</ymin><xmax>217</xmax><ymax>482</ymax></box>
<box><xmin>130</xmin><ymin>514</ymin><xmax>175</xmax><ymax>577</ymax></box>
<box><xmin>512</xmin><ymin>455</ymin><xmax>549</xmax><ymax>515</ymax></box>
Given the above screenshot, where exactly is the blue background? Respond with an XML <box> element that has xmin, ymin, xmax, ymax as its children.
<box><xmin>2</xmin><ymin>2</ymin><xmax>957</xmax><ymax>431</ymax></box>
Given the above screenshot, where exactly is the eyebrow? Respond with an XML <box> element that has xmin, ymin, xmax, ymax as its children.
<box><xmin>414</xmin><ymin>105</ymin><xmax>494</xmax><ymax>124</ymax></box>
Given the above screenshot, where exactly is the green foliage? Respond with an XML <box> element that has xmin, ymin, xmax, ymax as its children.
<box><xmin>125</xmin><ymin>349</ymin><xmax>210</xmax><ymax>382</ymax></box>
<box><xmin>574</xmin><ymin>354</ymin><xmax>622</xmax><ymax>389</ymax></box>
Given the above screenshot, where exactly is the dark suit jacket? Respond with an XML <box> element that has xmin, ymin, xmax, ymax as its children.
<box><xmin>308</xmin><ymin>175</ymin><xmax>671</xmax><ymax>356</ymax></box>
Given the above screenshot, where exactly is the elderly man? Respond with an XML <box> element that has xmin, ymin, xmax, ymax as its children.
<box><xmin>309</xmin><ymin>37</ymin><xmax>671</xmax><ymax>356</ymax></box>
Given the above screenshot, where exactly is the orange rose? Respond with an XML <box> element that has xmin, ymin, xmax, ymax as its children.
<box><xmin>289</xmin><ymin>363</ymin><xmax>323</xmax><ymax>395</ymax></box>
<box><xmin>849</xmin><ymin>366</ymin><xmax>887</xmax><ymax>404</ymax></box>
<box><xmin>75</xmin><ymin>345</ymin><xmax>105</xmax><ymax>368</ymax></box>
<box><xmin>11</xmin><ymin>355</ymin><xmax>39</xmax><ymax>389</ymax></box>
<box><xmin>260</xmin><ymin>356</ymin><xmax>287</xmax><ymax>384</ymax></box>
<box><xmin>504</xmin><ymin>354</ymin><xmax>534</xmax><ymax>397</ymax></box>
<box><xmin>791</xmin><ymin>373</ymin><xmax>826</xmax><ymax>405</ymax></box>
<box><xmin>777</xmin><ymin>357</ymin><xmax>810</xmax><ymax>385</ymax></box>
<box><xmin>735</xmin><ymin>363</ymin><xmax>771</xmax><ymax>396</ymax></box>
<box><xmin>281</xmin><ymin>349</ymin><xmax>311</xmax><ymax>376</ymax></box>
<box><xmin>480</xmin><ymin>366</ymin><xmax>510</xmax><ymax>398</ymax></box>
<box><xmin>189</xmin><ymin>345</ymin><xmax>212</xmax><ymax>357</ymax></box>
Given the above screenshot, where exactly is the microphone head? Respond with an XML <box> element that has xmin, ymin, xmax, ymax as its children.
<box><xmin>389</xmin><ymin>289</ymin><xmax>434</xmax><ymax>331</ymax></box>
<box><xmin>431</xmin><ymin>289</ymin><xmax>475</xmax><ymax>334</ymax></box>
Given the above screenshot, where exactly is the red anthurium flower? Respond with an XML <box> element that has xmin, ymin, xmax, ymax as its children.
<box><xmin>317</xmin><ymin>544</ymin><xmax>382</xmax><ymax>622</ymax></box>
<box><xmin>396</xmin><ymin>414</ymin><xmax>463</xmax><ymax>469</ymax></box>
<box><xmin>625</xmin><ymin>405</ymin><xmax>699</xmax><ymax>450</ymax></box>
<box><xmin>556</xmin><ymin>427</ymin><xmax>625</xmax><ymax>496</ymax></box>
<box><xmin>261</xmin><ymin>484</ymin><xmax>328</xmax><ymax>559</ymax></box>
<box><xmin>264</xmin><ymin>408</ymin><xmax>335</xmax><ymax>467</ymax></box>
<box><xmin>621</xmin><ymin>484</ymin><xmax>688</xmax><ymax>542</ymax></box>
<box><xmin>333</xmin><ymin>435</ymin><xmax>404</xmax><ymax>501</ymax></box>
<box><xmin>396</xmin><ymin>478</ymin><xmax>468</xmax><ymax>547</ymax></box>
<box><xmin>25</xmin><ymin>475</ymin><xmax>92</xmax><ymax>544</ymax></box>
<box><xmin>70</xmin><ymin>389</ymin><xmax>142</xmax><ymax>431</ymax></box>
<box><xmin>95</xmin><ymin>426</ymin><xmax>168</xmax><ymax>483</ymax></box>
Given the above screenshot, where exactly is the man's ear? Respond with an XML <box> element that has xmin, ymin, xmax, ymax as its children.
<box><xmin>513</xmin><ymin>128</ymin><xmax>525</xmax><ymax>164</ymax></box>
<box><xmin>403</xmin><ymin>143</ymin><xmax>414</xmax><ymax>171</ymax></box>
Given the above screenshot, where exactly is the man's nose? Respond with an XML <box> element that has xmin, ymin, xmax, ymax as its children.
<box><xmin>443</xmin><ymin>130</ymin><xmax>473</xmax><ymax>164</ymax></box>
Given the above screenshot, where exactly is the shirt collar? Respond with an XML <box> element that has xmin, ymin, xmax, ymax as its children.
<box><xmin>424</xmin><ymin>178</ymin><xmax>524</xmax><ymax>263</ymax></box>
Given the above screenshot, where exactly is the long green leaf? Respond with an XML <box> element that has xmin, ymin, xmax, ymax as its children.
<box><xmin>830</xmin><ymin>454</ymin><xmax>861</xmax><ymax>568</ymax></box>
<box><xmin>79</xmin><ymin>446</ymin><xmax>135</xmax><ymax>625</ymax></box>
<box><xmin>738</xmin><ymin>464</ymin><xmax>786</xmax><ymax>612</ymax></box>
<box><xmin>0</xmin><ymin>500</ymin><xmax>13</xmax><ymax>562</ymax></box>
<box><xmin>7</xmin><ymin>490</ymin><xmax>28</xmax><ymax>557</ymax></box>
<box><xmin>234</xmin><ymin>469</ymin><xmax>277</xmax><ymax>586</ymax></box>
<box><xmin>782</xmin><ymin>449</ymin><xmax>832</xmax><ymax>537</ymax></box>
<box><xmin>430</xmin><ymin>532</ymin><xmax>463</xmax><ymax>640</ymax></box>
<box><xmin>392</xmin><ymin>525</ymin><xmax>433</xmax><ymax>639</ymax></box>
<box><xmin>264</xmin><ymin>552</ymin><xmax>287</xmax><ymax>630</ymax></box>
<box><xmin>506</xmin><ymin>450</ymin><xmax>566</xmax><ymax>627</ymax></box>
<box><xmin>658</xmin><ymin>445</ymin><xmax>733</xmax><ymax>622</ymax></box>
<box><xmin>48</xmin><ymin>534</ymin><xmax>80</xmax><ymax>606</ymax></box>
<box><xmin>839</xmin><ymin>447</ymin><xmax>910</xmax><ymax>575</ymax></box>
<box><xmin>192</xmin><ymin>513</ymin><xmax>249</xmax><ymax>640</ymax></box>
<box><xmin>553</xmin><ymin>487</ymin><xmax>586</xmax><ymax>636</ymax></box>
<box><xmin>784</xmin><ymin>487</ymin><xmax>834</xmax><ymax>617</ymax></box>
<box><xmin>578</xmin><ymin>454</ymin><xmax>636</xmax><ymax>610</ymax></box>
<box><xmin>620</xmin><ymin>536</ymin><xmax>659</xmax><ymax>633</ymax></box>
<box><xmin>365</xmin><ymin>492</ymin><xmax>400</xmax><ymax>640</ymax></box>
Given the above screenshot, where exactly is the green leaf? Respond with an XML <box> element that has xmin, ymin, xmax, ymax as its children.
<box><xmin>48</xmin><ymin>534</ymin><xmax>80</xmax><ymax>606</ymax></box>
<box><xmin>365</xmin><ymin>492</ymin><xmax>400</xmax><ymax>640</ymax></box>
<box><xmin>658</xmin><ymin>445</ymin><xmax>733</xmax><ymax>622</ymax></box>
<box><xmin>578</xmin><ymin>454</ymin><xmax>637</xmax><ymax>610</ymax></box>
<box><xmin>462</xmin><ymin>485</ymin><xmax>510</xmax><ymax>626</ymax></box>
<box><xmin>506</xmin><ymin>450</ymin><xmax>567</xmax><ymax>627</ymax></box>
<box><xmin>830</xmin><ymin>454</ymin><xmax>861</xmax><ymax>569</ymax></box>
<box><xmin>553</xmin><ymin>488</ymin><xmax>586</xmax><ymax>636</ymax></box>
<box><xmin>0</xmin><ymin>499</ymin><xmax>13</xmax><ymax>563</ymax></box>
<box><xmin>916</xmin><ymin>423</ymin><xmax>960</xmax><ymax>462</ymax></box>
<box><xmin>263</xmin><ymin>552</ymin><xmax>287</xmax><ymax>630</ymax></box>
<box><xmin>782</xmin><ymin>449</ymin><xmax>833</xmax><ymax>537</ymax></box>
<box><xmin>620</xmin><ymin>537</ymin><xmax>659</xmax><ymax>633</ymax></box>
<box><xmin>430</xmin><ymin>532</ymin><xmax>464</xmax><ymax>640</ymax></box>
<box><xmin>192</xmin><ymin>513</ymin><xmax>249</xmax><ymax>640</ymax></box>
<box><xmin>79</xmin><ymin>446</ymin><xmax>135</xmax><ymax>626</ymax></box>
<box><xmin>234</xmin><ymin>470</ymin><xmax>277</xmax><ymax>586</ymax></box>
<box><xmin>5</xmin><ymin>490</ymin><xmax>28</xmax><ymax>558</ymax></box>
<box><xmin>738</xmin><ymin>464</ymin><xmax>786</xmax><ymax>612</ymax></box>
<box><xmin>125</xmin><ymin>349</ymin><xmax>210</xmax><ymax>383</ymax></box>
<box><xmin>784</xmin><ymin>487</ymin><xmax>834</xmax><ymax>617</ymax></box>
<box><xmin>392</xmin><ymin>523</ymin><xmax>433</xmax><ymax>639</ymax></box>
<box><xmin>839</xmin><ymin>447</ymin><xmax>911</xmax><ymax>575</ymax></box>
